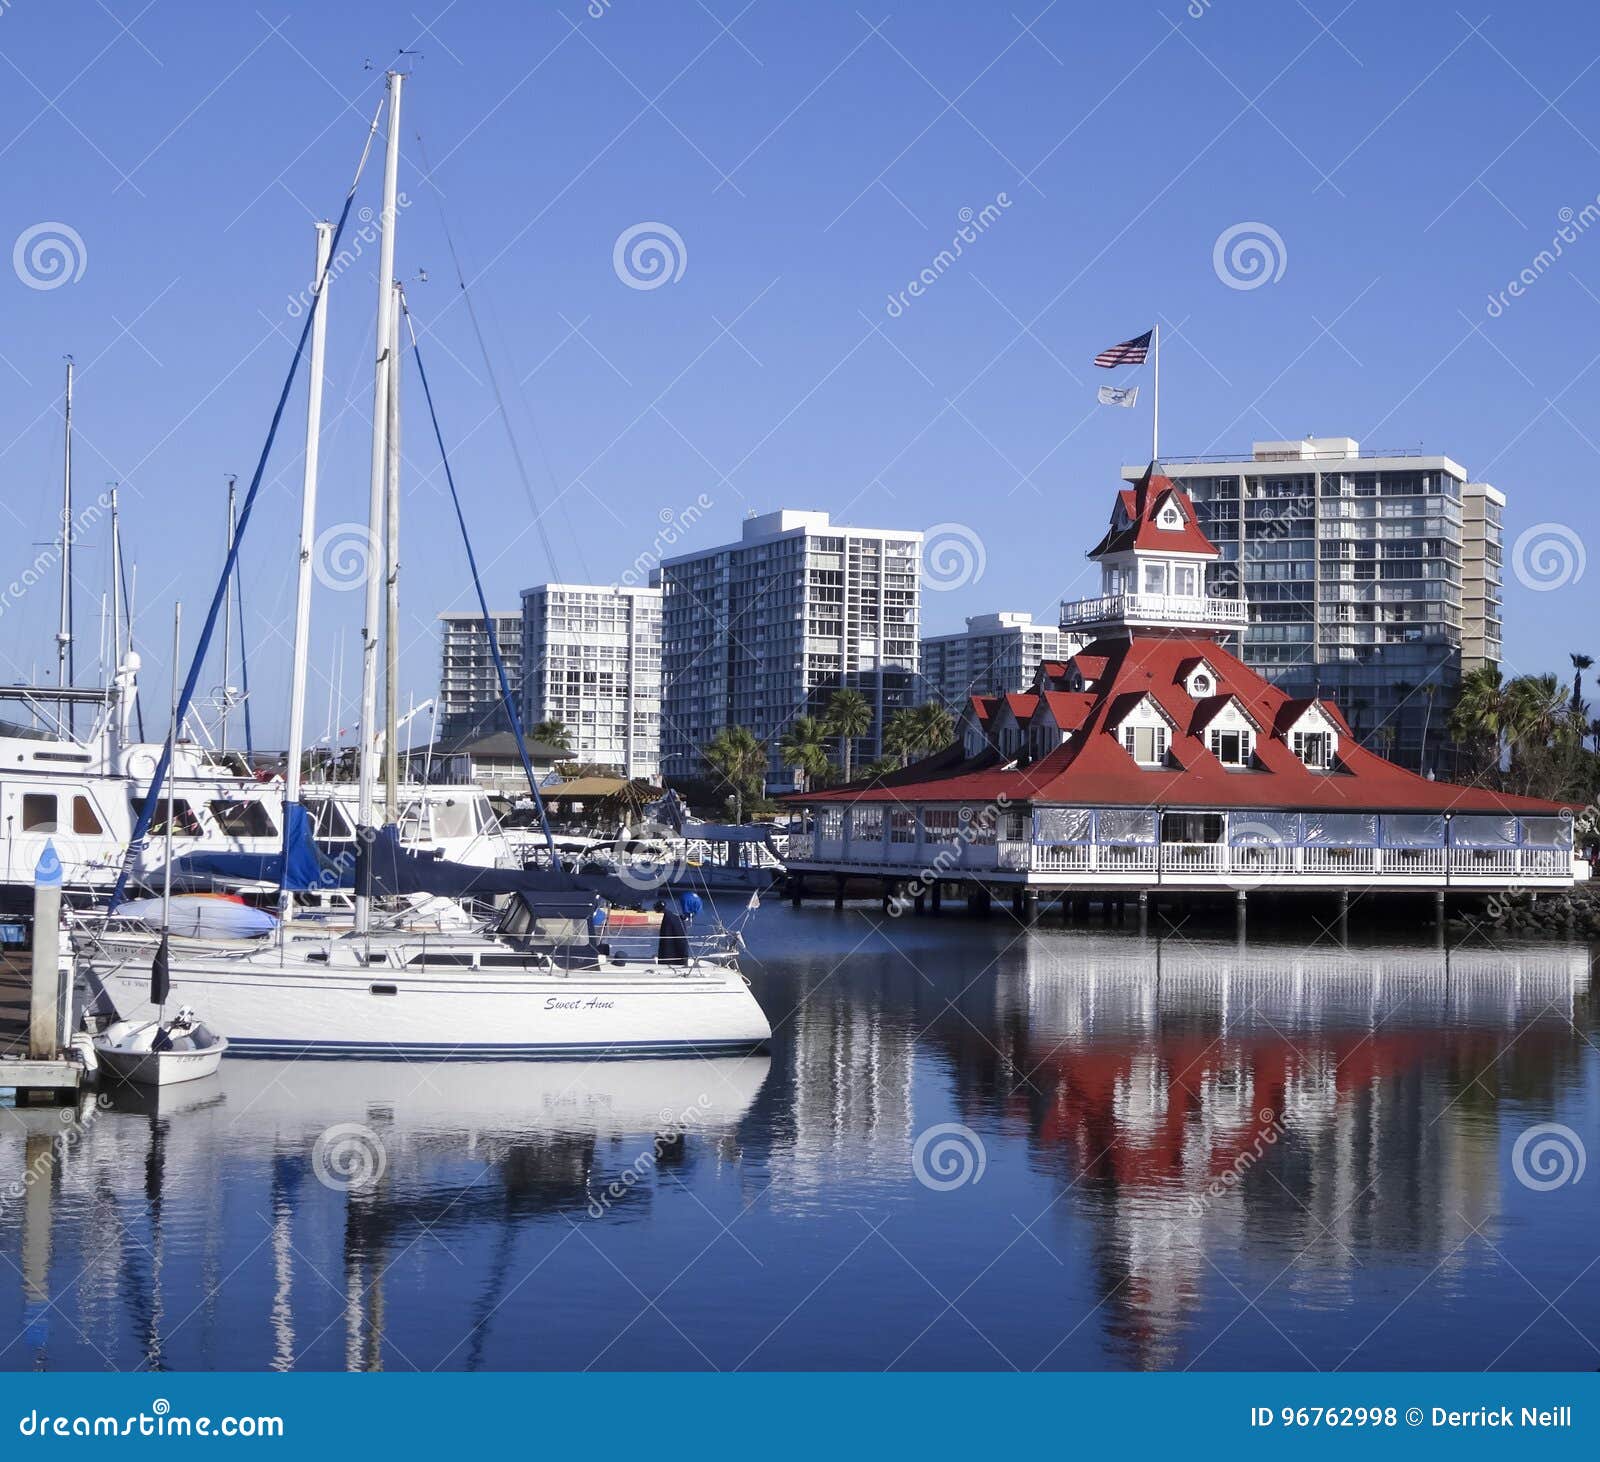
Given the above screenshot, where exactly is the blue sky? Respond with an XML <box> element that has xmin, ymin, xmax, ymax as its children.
<box><xmin>1</xmin><ymin>0</ymin><xmax>1597</xmax><ymax>745</ymax></box>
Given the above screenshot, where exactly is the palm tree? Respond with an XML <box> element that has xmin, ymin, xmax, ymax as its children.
<box><xmin>824</xmin><ymin>688</ymin><xmax>873</xmax><ymax>783</ymax></box>
<box><xmin>530</xmin><ymin>718</ymin><xmax>571</xmax><ymax>753</ymax></box>
<box><xmin>702</xmin><ymin>725</ymin><xmax>767</xmax><ymax>823</ymax></box>
<box><xmin>913</xmin><ymin>701</ymin><xmax>955</xmax><ymax>755</ymax></box>
<box><xmin>1503</xmin><ymin>672</ymin><xmax>1567</xmax><ymax>751</ymax></box>
<box><xmin>778</xmin><ymin>715</ymin><xmax>830</xmax><ymax>791</ymax></box>
<box><xmin>1571</xmin><ymin>653</ymin><xmax>1593</xmax><ymax>714</ymax></box>
<box><xmin>1449</xmin><ymin>663</ymin><xmax>1504</xmax><ymax>771</ymax></box>
<box><xmin>1418</xmin><ymin>682</ymin><xmax>1438</xmax><ymax>776</ymax></box>
<box><xmin>883</xmin><ymin>707</ymin><xmax>922</xmax><ymax>768</ymax></box>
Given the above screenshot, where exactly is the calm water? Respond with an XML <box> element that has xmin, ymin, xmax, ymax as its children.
<box><xmin>2</xmin><ymin>908</ymin><xmax>1596</xmax><ymax>1372</ymax></box>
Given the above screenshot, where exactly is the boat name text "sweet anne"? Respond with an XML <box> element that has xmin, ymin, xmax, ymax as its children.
<box><xmin>544</xmin><ymin>996</ymin><xmax>616</xmax><ymax>1011</ymax></box>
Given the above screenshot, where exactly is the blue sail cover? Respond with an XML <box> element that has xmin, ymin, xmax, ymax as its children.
<box><xmin>168</xmin><ymin>802</ymin><xmax>326</xmax><ymax>891</ymax></box>
<box><xmin>358</xmin><ymin>826</ymin><xmax>656</xmax><ymax>909</ymax></box>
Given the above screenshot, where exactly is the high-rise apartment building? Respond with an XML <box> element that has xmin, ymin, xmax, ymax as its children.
<box><xmin>658</xmin><ymin>510</ymin><xmax>921</xmax><ymax>790</ymax></box>
<box><xmin>920</xmin><ymin>611</ymin><xmax>1062</xmax><ymax>709</ymax></box>
<box><xmin>437</xmin><ymin>611</ymin><xmax>523</xmax><ymax>741</ymax></box>
<box><xmin>1124</xmin><ymin>438</ymin><xmax>1503</xmax><ymax>773</ymax></box>
<box><xmin>519</xmin><ymin>584</ymin><xmax>662</xmax><ymax>780</ymax></box>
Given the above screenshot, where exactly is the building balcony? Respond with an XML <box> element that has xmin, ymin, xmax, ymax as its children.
<box><xmin>1059</xmin><ymin>591</ymin><xmax>1249</xmax><ymax>632</ymax></box>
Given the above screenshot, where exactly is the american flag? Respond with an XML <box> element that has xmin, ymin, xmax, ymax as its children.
<box><xmin>1093</xmin><ymin>330</ymin><xmax>1152</xmax><ymax>368</ymax></box>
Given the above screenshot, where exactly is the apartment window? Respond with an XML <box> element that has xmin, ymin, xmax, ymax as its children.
<box><xmin>1293</xmin><ymin>731</ymin><xmax>1333</xmax><ymax>769</ymax></box>
<box><xmin>22</xmin><ymin>794</ymin><xmax>57</xmax><ymax>832</ymax></box>
<box><xmin>1122</xmin><ymin>724</ymin><xmax>1168</xmax><ymax>766</ymax></box>
<box><xmin>1209</xmin><ymin>729</ymin><xmax>1253</xmax><ymax>767</ymax></box>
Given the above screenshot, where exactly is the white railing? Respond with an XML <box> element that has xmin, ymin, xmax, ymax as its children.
<box><xmin>1096</xmin><ymin>845</ymin><xmax>1159</xmax><ymax>873</ymax></box>
<box><xmin>1161</xmin><ymin>842</ymin><xmax>1228</xmax><ymax>873</ymax></box>
<box><xmin>1032</xmin><ymin>844</ymin><xmax>1094</xmax><ymax>872</ymax></box>
<box><xmin>1302</xmin><ymin>846</ymin><xmax>1377</xmax><ymax>875</ymax></box>
<box><xmin>1059</xmin><ymin>592</ymin><xmax>1248</xmax><ymax>629</ymax></box>
<box><xmin>1449</xmin><ymin>848</ymin><xmax>1518</xmax><ymax>876</ymax></box>
<box><xmin>790</xmin><ymin>831</ymin><xmax>1571</xmax><ymax>882</ymax></box>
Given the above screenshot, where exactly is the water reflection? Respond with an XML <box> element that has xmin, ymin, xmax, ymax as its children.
<box><xmin>2</xmin><ymin>922</ymin><xmax>1594</xmax><ymax>1370</ymax></box>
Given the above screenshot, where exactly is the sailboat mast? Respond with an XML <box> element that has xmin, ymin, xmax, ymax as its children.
<box><xmin>281</xmin><ymin>220</ymin><xmax>334</xmax><ymax>920</ymax></box>
<box><xmin>58</xmin><ymin>358</ymin><xmax>74</xmax><ymax>729</ymax></box>
<box><xmin>356</xmin><ymin>68</ymin><xmax>403</xmax><ymax>936</ymax></box>
<box><xmin>383</xmin><ymin>280</ymin><xmax>402</xmax><ymax>822</ymax></box>
<box><xmin>221</xmin><ymin>476</ymin><xmax>237</xmax><ymax>755</ymax></box>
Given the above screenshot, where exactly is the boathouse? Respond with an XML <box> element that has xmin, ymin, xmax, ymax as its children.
<box><xmin>782</xmin><ymin>468</ymin><xmax>1583</xmax><ymax>916</ymax></box>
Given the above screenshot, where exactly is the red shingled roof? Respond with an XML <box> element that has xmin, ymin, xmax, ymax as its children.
<box><xmin>1087</xmin><ymin>470</ymin><xmax>1219</xmax><ymax>558</ymax></box>
<box><xmin>788</xmin><ymin>632</ymin><xmax>1568</xmax><ymax>816</ymax></box>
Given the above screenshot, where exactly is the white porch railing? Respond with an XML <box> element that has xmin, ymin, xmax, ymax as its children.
<box><xmin>1059</xmin><ymin>591</ymin><xmax>1249</xmax><ymax>630</ymax></box>
<box><xmin>1302</xmin><ymin>846</ymin><xmax>1378</xmax><ymax>875</ymax></box>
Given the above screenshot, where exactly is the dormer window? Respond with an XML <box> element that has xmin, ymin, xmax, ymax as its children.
<box><xmin>1209</xmin><ymin>728</ymin><xmax>1253</xmax><ymax>767</ymax></box>
<box><xmin>1123</xmin><ymin>724</ymin><xmax>1168</xmax><ymax>766</ymax></box>
<box><xmin>1293</xmin><ymin>730</ymin><xmax>1334</xmax><ymax>769</ymax></box>
<box><xmin>1190</xmin><ymin>671</ymin><xmax>1213</xmax><ymax>696</ymax></box>
<box><xmin>1158</xmin><ymin>502</ymin><xmax>1183</xmax><ymax>528</ymax></box>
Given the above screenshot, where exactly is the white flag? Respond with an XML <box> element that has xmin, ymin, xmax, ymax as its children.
<box><xmin>1097</xmin><ymin>384</ymin><xmax>1139</xmax><ymax>408</ymax></box>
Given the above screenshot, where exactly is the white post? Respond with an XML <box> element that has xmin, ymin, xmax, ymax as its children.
<box><xmin>356</xmin><ymin>70</ymin><xmax>403</xmax><ymax>936</ymax></box>
<box><xmin>1150</xmin><ymin>323</ymin><xmax>1160</xmax><ymax>465</ymax></box>
<box><xmin>282</xmin><ymin>220</ymin><xmax>333</xmax><ymax>919</ymax></box>
<box><xmin>221</xmin><ymin>477</ymin><xmax>236</xmax><ymax>755</ymax></box>
<box><xmin>28</xmin><ymin>843</ymin><xmax>63</xmax><ymax>1060</ymax></box>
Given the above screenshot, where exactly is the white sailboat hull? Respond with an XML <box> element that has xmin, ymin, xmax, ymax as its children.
<box><xmin>83</xmin><ymin>947</ymin><xmax>772</xmax><ymax>1061</ymax></box>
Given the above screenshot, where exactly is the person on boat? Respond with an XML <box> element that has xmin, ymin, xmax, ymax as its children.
<box><xmin>654</xmin><ymin>900</ymin><xmax>689</xmax><ymax>966</ymax></box>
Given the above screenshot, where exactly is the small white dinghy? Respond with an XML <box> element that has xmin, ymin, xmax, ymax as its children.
<box><xmin>94</xmin><ymin>1007</ymin><xmax>228</xmax><ymax>1087</ymax></box>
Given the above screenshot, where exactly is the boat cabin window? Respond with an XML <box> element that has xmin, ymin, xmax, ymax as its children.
<box><xmin>307</xmin><ymin>798</ymin><xmax>355</xmax><ymax>840</ymax></box>
<box><xmin>209</xmin><ymin>799</ymin><xmax>276</xmax><ymax>837</ymax></box>
<box><xmin>397</xmin><ymin>800</ymin><xmax>428</xmax><ymax>842</ymax></box>
<box><xmin>131</xmin><ymin>797</ymin><xmax>202</xmax><ymax>837</ymax></box>
<box><xmin>432</xmin><ymin>798</ymin><xmax>475</xmax><ymax>841</ymax></box>
<box><xmin>73</xmin><ymin>796</ymin><xmax>103</xmax><ymax>835</ymax></box>
<box><xmin>22</xmin><ymin>793</ymin><xmax>57</xmax><ymax>832</ymax></box>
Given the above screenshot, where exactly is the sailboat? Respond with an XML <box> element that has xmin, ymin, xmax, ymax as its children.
<box><xmin>75</xmin><ymin>72</ymin><xmax>771</xmax><ymax>1061</ymax></box>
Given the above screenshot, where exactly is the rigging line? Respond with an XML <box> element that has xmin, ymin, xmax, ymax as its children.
<box><xmin>413</xmin><ymin>129</ymin><xmax>568</xmax><ymax>588</ymax></box>
<box><xmin>109</xmin><ymin>97</ymin><xmax>387</xmax><ymax>907</ymax></box>
<box><xmin>399</xmin><ymin>291</ymin><xmax>557</xmax><ymax>867</ymax></box>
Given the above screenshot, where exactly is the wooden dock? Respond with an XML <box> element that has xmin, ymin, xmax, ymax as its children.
<box><xmin>0</xmin><ymin>956</ymin><xmax>81</xmax><ymax>1102</ymax></box>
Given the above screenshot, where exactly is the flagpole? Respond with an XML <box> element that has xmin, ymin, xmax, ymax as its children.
<box><xmin>1151</xmin><ymin>323</ymin><xmax>1160</xmax><ymax>465</ymax></box>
